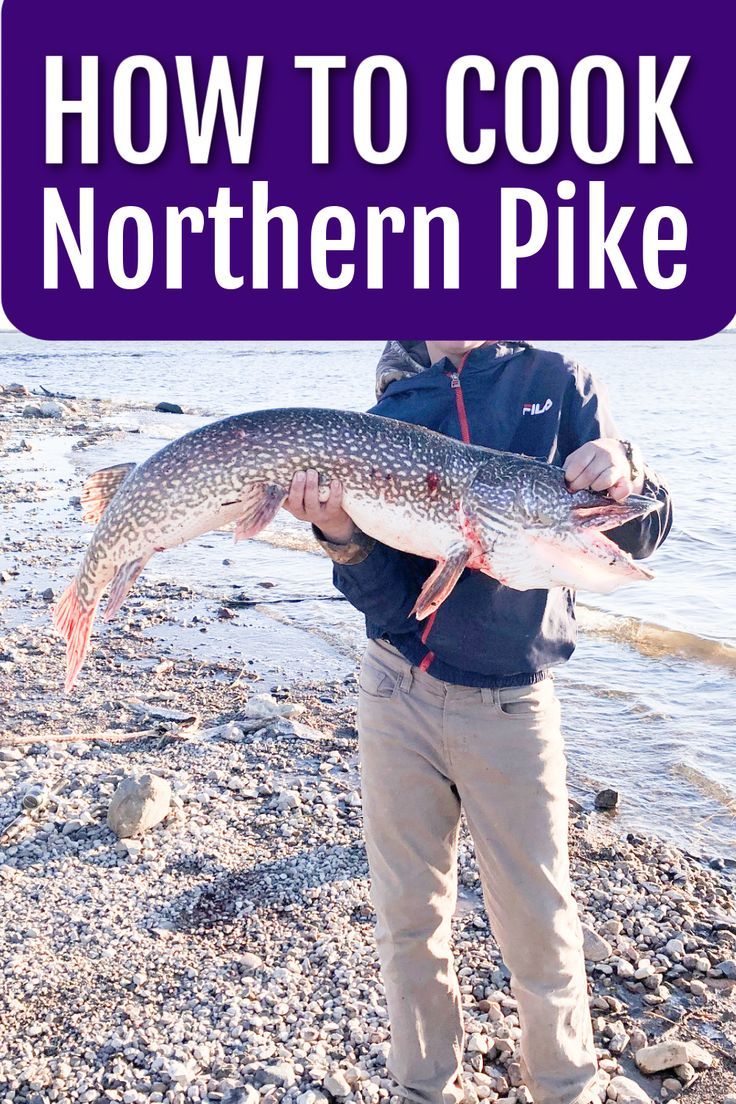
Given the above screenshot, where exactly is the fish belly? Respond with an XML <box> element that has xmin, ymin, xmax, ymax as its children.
<box><xmin>146</xmin><ymin>499</ymin><xmax>245</xmax><ymax>552</ymax></box>
<box><xmin>343</xmin><ymin>490</ymin><xmax>459</xmax><ymax>561</ymax></box>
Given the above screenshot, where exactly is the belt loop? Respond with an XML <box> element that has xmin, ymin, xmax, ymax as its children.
<box><xmin>480</xmin><ymin>686</ymin><xmax>493</xmax><ymax>705</ymax></box>
<box><xmin>400</xmin><ymin>668</ymin><xmax>414</xmax><ymax>692</ymax></box>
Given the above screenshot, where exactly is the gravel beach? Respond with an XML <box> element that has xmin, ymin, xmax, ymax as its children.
<box><xmin>1</xmin><ymin>384</ymin><xmax>735</xmax><ymax>1104</ymax></box>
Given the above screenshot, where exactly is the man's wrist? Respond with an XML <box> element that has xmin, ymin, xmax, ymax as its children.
<box><xmin>311</xmin><ymin>523</ymin><xmax>376</xmax><ymax>565</ymax></box>
<box><xmin>316</xmin><ymin>522</ymin><xmax>357</xmax><ymax>546</ymax></box>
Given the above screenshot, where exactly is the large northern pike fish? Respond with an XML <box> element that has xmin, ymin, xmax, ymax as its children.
<box><xmin>54</xmin><ymin>408</ymin><xmax>656</xmax><ymax>691</ymax></box>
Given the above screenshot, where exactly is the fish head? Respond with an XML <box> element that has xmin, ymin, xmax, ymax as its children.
<box><xmin>467</xmin><ymin>459</ymin><xmax>658</xmax><ymax>594</ymax></box>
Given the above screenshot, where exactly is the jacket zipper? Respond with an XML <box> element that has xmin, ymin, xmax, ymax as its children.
<box><xmin>448</xmin><ymin>370</ymin><xmax>471</xmax><ymax>444</ymax></box>
<box><xmin>419</xmin><ymin>352</ymin><xmax>472</xmax><ymax>672</ymax></box>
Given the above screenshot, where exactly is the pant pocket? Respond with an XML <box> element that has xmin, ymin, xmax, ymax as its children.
<box><xmin>358</xmin><ymin>657</ymin><xmax>402</xmax><ymax>700</ymax></box>
<box><xmin>497</xmin><ymin>678</ymin><xmax>556</xmax><ymax>716</ymax></box>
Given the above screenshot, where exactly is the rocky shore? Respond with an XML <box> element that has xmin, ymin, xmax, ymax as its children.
<box><xmin>1</xmin><ymin>383</ymin><xmax>735</xmax><ymax>1104</ymax></box>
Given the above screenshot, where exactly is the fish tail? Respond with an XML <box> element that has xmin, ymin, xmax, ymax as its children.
<box><xmin>53</xmin><ymin>580</ymin><xmax>99</xmax><ymax>693</ymax></box>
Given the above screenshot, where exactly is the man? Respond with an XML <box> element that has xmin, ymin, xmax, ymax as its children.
<box><xmin>285</xmin><ymin>340</ymin><xmax>672</xmax><ymax>1104</ymax></box>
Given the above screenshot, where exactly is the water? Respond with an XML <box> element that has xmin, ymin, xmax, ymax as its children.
<box><xmin>2</xmin><ymin>331</ymin><xmax>735</xmax><ymax>857</ymax></box>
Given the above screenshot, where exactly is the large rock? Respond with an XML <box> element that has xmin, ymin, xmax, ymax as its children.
<box><xmin>607</xmin><ymin>1075</ymin><xmax>652</xmax><ymax>1103</ymax></box>
<box><xmin>39</xmin><ymin>399</ymin><xmax>67</xmax><ymax>418</ymax></box>
<box><xmin>155</xmin><ymin>401</ymin><xmax>184</xmax><ymax>414</ymax></box>
<box><xmin>595</xmin><ymin>788</ymin><xmax>619</xmax><ymax>810</ymax></box>
<box><xmin>23</xmin><ymin>399</ymin><xmax>68</xmax><ymax>419</ymax></box>
<box><xmin>581</xmin><ymin>922</ymin><xmax>613</xmax><ymax>962</ymax></box>
<box><xmin>107</xmin><ymin>773</ymin><xmax>172</xmax><ymax>838</ymax></box>
<box><xmin>635</xmin><ymin>1040</ymin><xmax>689</xmax><ymax>1074</ymax></box>
<box><xmin>684</xmin><ymin>1041</ymin><xmax>713</xmax><ymax>1069</ymax></box>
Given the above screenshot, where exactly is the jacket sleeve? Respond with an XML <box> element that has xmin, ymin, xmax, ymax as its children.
<box><xmin>560</xmin><ymin>365</ymin><xmax>673</xmax><ymax>560</ymax></box>
<box><xmin>312</xmin><ymin>523</ymin><xmax>424</xmax><ymax>632</ymax></box>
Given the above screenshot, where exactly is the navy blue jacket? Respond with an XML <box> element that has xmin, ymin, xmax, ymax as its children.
<box><xmin>327</xmin><ymin>341</ymin><xmax>672</xmax><ymax>687</ymax></box>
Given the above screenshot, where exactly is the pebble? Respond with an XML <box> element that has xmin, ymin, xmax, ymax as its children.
<box><xmin>607</xmin><ymin>1075</ymin><xmax>652</xmax><ymax>1103</ymax></box>
<box><xmin>628</xmin><ymin>1029</ymin><xmax>647</xmax><ymax>1052</ymax></box>
<box><xmin>672</xmin><ymin>1062</ymin><xmax>695</xmax><ymax>1083</ymax></box>
<box><xmin>323</xmin><ymin>1071</ymin><xmax>351</xmax><ymax>1097</ymax></box>
<box><xmin>277</xmin><ymin>789</ymin><xmax>302</xmax><ymax>811</ymax></box>
<box><xmin>222</xmin><ymin>1089</ymin><xmax>259</xmax><ymax>1104</ymax></box>
<box><xmin>240</xmin><ymin>951</ymin><xmax>264</xmax><ymax>971</ymax></box>
<box><xmin>260</xmin><ymin>1062</ymin><xmax>296</xmax><ymax>1088</ymax></box>
<box><xmin>582</xmin><ymin>923</ymin><xmax>613</xmax><ymax>962</ymax></box>
<box><xmin>467</xmin><ymin>1033</ymin><xmax>490</xmax><ymax>1055</ymax></box>
<box><xmin>608</xmin><ymin>1032</ymin><xmax>629</xmax><ymax>1055</ymax></box>
<box><xmin>683</xmin><ymin>953</ymin><xmax>710</xmax><ymax>973</ymax></box>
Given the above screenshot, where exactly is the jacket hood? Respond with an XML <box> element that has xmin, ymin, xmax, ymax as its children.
<box><xmin>375</xmin><ymin>340</ymin><xmax>529</xmax><ymax>397</ymax></box>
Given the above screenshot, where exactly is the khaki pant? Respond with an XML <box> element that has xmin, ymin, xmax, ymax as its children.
<box><xmin>357</xmin><ymin>638</ymin><xmax>598</xmax><ymax>1104</ymax></box>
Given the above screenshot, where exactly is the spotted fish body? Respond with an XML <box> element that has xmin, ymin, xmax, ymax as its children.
<box><xmin>54</xmin><ymin>407</ymin><xmax>656</xmax><ymax>691</ymax></box>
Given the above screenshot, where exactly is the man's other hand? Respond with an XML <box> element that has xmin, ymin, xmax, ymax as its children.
<box><xmin>563</xmin><ymin>439</ymin><xmax>644</xmax><ymax>502</ymax></box>
<box><xmin>283</xmin><ymin>469</ymin><xmax>357</xmax><ymax>543</ymax></box>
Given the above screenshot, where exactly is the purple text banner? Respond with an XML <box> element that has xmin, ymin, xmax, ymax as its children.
<box><xmin>3</xmin><ymin>0</ymin><xmax>735</xmax><ymax>339</ymax></box>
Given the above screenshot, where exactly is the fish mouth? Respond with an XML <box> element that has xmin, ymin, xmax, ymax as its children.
<box><xmin>570</xmin><ymin>491</ymin><xmax>659</xmax><ymax>532</ymax></box>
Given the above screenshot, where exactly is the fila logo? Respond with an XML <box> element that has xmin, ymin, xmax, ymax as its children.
<box><xmin>522</xmin><ymin>398</ymin><xmax>553</xmax><ymax>416</ymax></box>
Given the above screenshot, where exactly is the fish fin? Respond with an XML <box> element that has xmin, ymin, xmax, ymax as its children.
<box><xmin>571</xmin><ymin>494</ymin><xmax>656</xmax><ymax>532</ymax></box>
<box><xmin>104</xmin><ymin>556</ymin><xmax>149</xmax><ymax>622</ymax></box>
<box><xmin>53</xmin><ymin>580</ymin><xmax>100</xmax><ymax>693</ymax></box>
<box><xmin>81</xmin><ymin>463</ymin><xmax>136</xmax><ymax>524</ymax></box>
<box><xmin>234</xmin><ymin>483</ymin><xmax>287</xmax><ymax>542</ymax></box>
<box><xmin>411</xmin><ymin>542</ymin><xmax>470</xmax><ymax>620</ymax></box>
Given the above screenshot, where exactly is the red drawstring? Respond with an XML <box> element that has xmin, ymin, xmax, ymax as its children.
<box><xmin>420</xmin><ymin>349</ymin><xmax>475</xmax><ymax>671</ymax></box>
<box><xmin>418</xmin><ymin>613</ymin><xmax>437</xmax><ymax>670</ymax></box>
<box><xmin>450</xmin><ymin>350</ymin><xmax>472</xmax><ymax>444</ymax></box>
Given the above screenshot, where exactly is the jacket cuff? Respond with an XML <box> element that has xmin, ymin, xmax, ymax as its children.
<box><xmin>641</xmin><ymin>466</ymin><xmax>664</xmax><ymax>497</ymax></box>
<box><xmin>311</xmin><ymin>523</ymin><xmax>377</xmax><ymax>565</ymax></box>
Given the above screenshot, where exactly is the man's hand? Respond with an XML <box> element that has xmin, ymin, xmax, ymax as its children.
<box><xmin>283</xmin><ymin>469</ymin><xmax>356</xmax><ymax>544</ymax></box>
<box><xmin>563</xmin><ymin>438</ymin><xmax>644</xmax><ymax>502</ymax></box>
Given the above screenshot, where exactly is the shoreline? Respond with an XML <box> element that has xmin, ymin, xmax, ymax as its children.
<box><xmin>1</xmin><ymin>383</ymin><xmax>735</xmax><ymax>1103</ymax></box>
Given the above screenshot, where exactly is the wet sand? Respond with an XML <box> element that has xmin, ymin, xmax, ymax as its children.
<box><xmin>1</xmin><ymin>385</ymin><xmax>735</xmax><ymax>1104</ymax></box>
